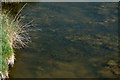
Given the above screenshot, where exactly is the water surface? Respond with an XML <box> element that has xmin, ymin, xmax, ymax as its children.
<box><xmin>9</xmin><ymin>2</ymin><xmax>119</xmax><ymax>78</ymax></box>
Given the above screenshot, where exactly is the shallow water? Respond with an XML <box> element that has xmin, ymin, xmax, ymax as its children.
<box><xmin>9</xmin><ymin>2</ymin><xmax>118</xmax><ymax>78</ymax></box>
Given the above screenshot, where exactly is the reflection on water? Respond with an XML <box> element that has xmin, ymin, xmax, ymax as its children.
<box><xmin>9</xmin><ymin>2</ymin><xmax>119</xmax><ymax>78</ymax></box>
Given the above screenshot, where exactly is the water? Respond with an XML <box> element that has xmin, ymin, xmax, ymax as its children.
<box><xmin>9</xmin><ymin>2</ymin><xmax>118</xmax><ymax>78</ymax></box>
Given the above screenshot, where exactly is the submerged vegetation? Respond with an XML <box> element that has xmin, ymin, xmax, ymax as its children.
<box><xmin>1</xmin><ymin>3</ymin><xmax>30</xmax><ymax>78</ymax></box>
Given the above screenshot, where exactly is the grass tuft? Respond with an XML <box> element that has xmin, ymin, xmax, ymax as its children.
<box><xmin>1</xmin><ymin>3</ymin><xmax>30</xmax><ymax>78</ymax></box>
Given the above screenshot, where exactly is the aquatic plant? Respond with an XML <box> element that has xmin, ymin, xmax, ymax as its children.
<box><xmin>0</xmin><ymin>3</ymin><xmax>31</xmax><ymax>78</ymax></box>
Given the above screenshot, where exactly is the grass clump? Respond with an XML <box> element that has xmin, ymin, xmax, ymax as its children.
<box><xmin>2</xmin><ymin>14</ymin><xmax>15</xmax><ymax>77</ymax></box>
<box><xmin>1</xmin><ymin>3</ymin><xmax>30</xmax><ymax>78</ymax></box>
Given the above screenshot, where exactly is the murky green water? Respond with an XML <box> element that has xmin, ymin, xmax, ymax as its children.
<box><xmin>9</xmin><ymin>2</ymin><xmax>119</xmax><ymax>78</ymax></box>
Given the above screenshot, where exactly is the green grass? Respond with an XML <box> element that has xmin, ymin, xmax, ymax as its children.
<box><xmin>1</xmin><ymin>14</ymin><xmax>16</xmax><ymax>77</ymax></box>
<box><xmin>0</xmin><ymin>4</ymin><xmax>30</xmax><ymax>77</ymax></box>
